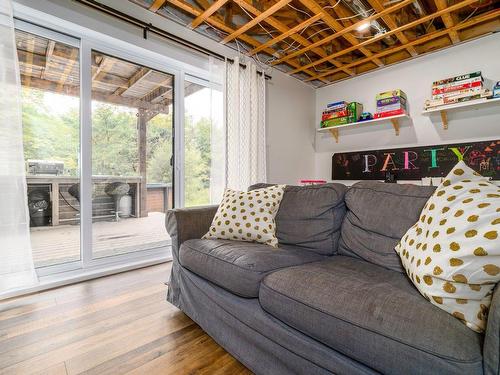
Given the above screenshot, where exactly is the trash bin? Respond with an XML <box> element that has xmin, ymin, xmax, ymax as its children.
<box><xmin>28</xmin><ymin>190</ymin><xmax>51</xmax><ymax>227</ymax></box>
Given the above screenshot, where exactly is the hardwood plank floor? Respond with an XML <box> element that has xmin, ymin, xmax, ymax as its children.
<box><xmin>0</xmin><ymin>263</ymin><xmax>252</xmax><ymax>375</ymax></box>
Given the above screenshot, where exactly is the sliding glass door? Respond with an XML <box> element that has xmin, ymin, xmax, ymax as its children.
<box><xmin>12</xmin><ymin>20</ymin><xmax>225</xmax><ymax>278</ymax></box>
<box><xmin>16</xmin><ymin>27</ymin><xmax>82</xmax><ymax>269</ymax></box>
<box><xmin>90</xmin><ymin>51</ymin><xmax>173</xmax><ymax>259</ymax></box>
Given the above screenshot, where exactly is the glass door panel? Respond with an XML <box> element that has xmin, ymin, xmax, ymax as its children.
<box><xmin>16</xmin><ymin>29</ymin><xmax>81</xmax><ymax>268</ymax></box>
<box><xmin>90</xmin><ymin>51</ymin><xmax>173</xmax><ymax>259</ymax></box>
<box><xmin>184</xmin><ymin>80</ymin><xmax>224</xmax><ymax>206</ymax></box>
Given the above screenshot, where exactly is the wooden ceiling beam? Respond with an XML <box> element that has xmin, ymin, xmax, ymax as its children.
<box><xmin>297</xmin><ymin>0</ymin><xmax>384</xmax><ymax>67</ymax></box>
<box><xmin>40</xmin><ymin>40</ymin><xmax>55</xmax><ymax>80</ymax></box>
<box><xmin>57</xmin><ymin>48</ymin><xmax>79</xmax><ymax>89</ymax></box>
<box><xmin>287</xmin><ymin>0</ymin><xmax>482</xmax><ymax>75</ymax></box>
<box><xmin>221</xmin><ymin>0</ymin><xmax>292</xmax><ymax>44</ymax></box>
<box><xmin>190</xmin><ymin>0</ymin><xmax>230</xmax><ymax>29</ymax></box>
<box><xmin>365</xmin><ymin>0</ymin><xmax>418</xmax><ymax>57</ymax></box>
<box><xmin>306</xmin><ymin>9</ymin><xmax>500</xmax><ymax>82</ymax></box>
<box><xmin>113</xmin><ymin>67</ymin><xmax>153</xmax><ymax>96</ymax></box>
<box><xmin>434</xmin><ymin>0</ymin><xmax>461</xmax><ymax>44</ymax></box>
<box><xmin>233</xmin><ymin>0</ymin><xmax>354</xmax><ymax>76</ymax></box>
<box><xmin>271</xmin><ymin>0</ymin><xmax>413</xmax><ymax>66</ymax></box>
<box><xmin>149</xmin><ymin>0</ymin><xmax>167</xmax><ymax>12</ymax></box>
<box><xmin>166</xmin><ymin>0</ymin><xmax>329</xmax><ymax>82</ymax></box>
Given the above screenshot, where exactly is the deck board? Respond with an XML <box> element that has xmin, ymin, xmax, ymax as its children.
<box><xmin>30</xmin><ymin>212</ymin><xmax>170</xmax><ymax>267</ymax></box>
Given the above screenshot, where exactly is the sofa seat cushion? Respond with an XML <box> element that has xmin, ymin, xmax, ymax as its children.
<box><xmin>259</xmin><ymin>256</ymin><xmax>483</xmax><ymax>375</ymax></box>
<box><xmin>179</xmin><ymin>239</ymin><xmax>325</xmax><ymax>298</ymax></box>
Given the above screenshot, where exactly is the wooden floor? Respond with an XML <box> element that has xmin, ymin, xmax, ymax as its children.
<box><xmin>0</xmin><ymin>263</ymin><xmax>252</xmax><ymax>375</ymax></box>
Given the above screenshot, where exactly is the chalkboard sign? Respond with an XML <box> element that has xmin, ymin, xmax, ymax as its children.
<box><xmin>332</xmin><ymin>140</ymin><xmax>499</xmax><ymax>180</ymax></box>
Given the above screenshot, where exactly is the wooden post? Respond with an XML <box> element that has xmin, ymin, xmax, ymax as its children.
<box><xmin>51</xmin><ymin>182</ymin><xmax>59</xmax><ymax>226</ymax></box>
<box><xmin>138</xmin><ymin>109</ymin><xmax>148</xmax><ymax>218</ymax></box>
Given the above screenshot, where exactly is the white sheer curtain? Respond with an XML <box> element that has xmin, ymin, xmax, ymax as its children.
<box><xmin>0</xmin><ymin>0</ymin><xmax>37</xmax><ymax>293</ymax></box>
<box><xmin>208</xmin><ymin>56</ymin><xmax>225</xmax><ymax>203</ymax></box>
<box><xmin>226</xmin><ymin>57</ymin><xmax>266</xmax><ymax>191</ymax></box>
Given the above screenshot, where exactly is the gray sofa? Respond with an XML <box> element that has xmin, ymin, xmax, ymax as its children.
<box><xmin>165</xmin><ymin>181</ymin><xmax>500</xmax><ymax>375</ymax></box>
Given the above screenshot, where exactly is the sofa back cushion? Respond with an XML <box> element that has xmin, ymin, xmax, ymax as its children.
<box><xmin>339</xmin><ymin>181</ymin><xmax>435</xmax><ymax>272</ymax></box>
<box><xmin>250</xmin><ymin>183</ymin><xmax>347</xmax><ymax>255</ymax></box>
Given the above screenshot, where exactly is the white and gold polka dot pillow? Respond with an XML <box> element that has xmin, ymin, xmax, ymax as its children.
<box><xmin>395</xmin><ymin>161</ymin><xmax>499</xmax><ymax>332</ymax></box>
<box><xmin>203</xmin><ymin>185</ymin><xmax>286</xmax><ymax>247</ymax></box>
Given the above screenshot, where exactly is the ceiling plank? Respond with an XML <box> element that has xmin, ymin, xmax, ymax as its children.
<box><xmin>190</xmin><ymin>0</ymin><xmax>230</xmax><ymax>29</ymax></box>
<box><xmin>365</xmin><ymin>0</ymin><xmax>418</xmax><ymax>57</ymax></box>
<box><xmin>434</xmin><ymin>0</ymin><xmax>461</xmax><ymax>44</ymax></box>
<box><xmin>271</xmin><ymin>0</ymin><xmax>413</xmax><ymax>66</ymax></box>
<box><xmin>233</xmin><ymin>0</ymin><xmax>354</xmax><ymax>76</ymax></box>
<box><xmin>298</xmin><ymin>0</ymin><xmax>384</xmax><ymax>67</ymax></box>
<box><xmin>221</xmin><ymin>0</ymin><xmax>292</xmax><ymax>44</ymax></box>
<box><xmin>287</xmin><ymin>0</ymin><xmax>482</xmax><ymax>75</ymax></box>
<box><xmin>306</xmin><ymin>9</ymin><xmax>500</xmax><ymax>82</ymax></box>
<box><xmin>150</xmin><ymin>0</ymin><xmax>167</xmax><ymax>12</ymax></box>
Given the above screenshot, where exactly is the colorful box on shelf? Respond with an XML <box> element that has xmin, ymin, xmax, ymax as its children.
<box><xmin>432</xmin><ymin>78</ymin><xmax>482</xmax><ymax>98</ymax></box>
<box><xmin>375</xmin><ymin>89</ymin><xmax>407</xmax><ymax>116</ymax></box>
<box><xmin>374</xmin><ymin>108</ymin><xmax>407</xmax><ymax>119</ymax></box>
<box><xmin>320</xmin><ymin>102</ymin><xmax>363</xmax><ymax>128</ymax></box>
<box><xmin>376</xmin><ymin>89</ymin><xmax>407</xmax><ymax>101</ymax></box>
<box><xmin>430</xmin><ymin>71</ymin><xmax>485</xmax><ymax>104</ymax></box>
<box><xmin>322</xmin><ymin>109</ymin><xmax>348</xmax><ymax>121</ymax></box>
<box><xmin>432</xmin><ymin>71</ymin><xmax>482</xmax><ymax>87</ymax></box>
<box><xmin>326</xmin><ymin>100</ymin><xmax>349</xmax><ymax>110</ymax></box>
<box><xmin>424</xmin><ymin>89</ymin><xmax>491</xmax><ymax>109</ymax></box>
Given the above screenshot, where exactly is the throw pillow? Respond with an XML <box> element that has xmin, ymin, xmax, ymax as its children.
<box><xmin>395</xmin><ymin>161</ymin><xmax>500</xmax><ymax>332</ymax></box>
<box><xmin>203</xmin><ymin>185</ymin><xmax>286</xmax><ymax>247</ymax></box>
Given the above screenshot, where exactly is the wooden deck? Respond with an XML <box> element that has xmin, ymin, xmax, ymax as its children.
<box><xmin>0</xmin><ymin>263</ymin><xmax>251</xmax><ymax>375</ymax></box>
<box><xmin>31</xmin><ymin>212</ymin><xmax>171</xmax><ymax>268</ymax></box>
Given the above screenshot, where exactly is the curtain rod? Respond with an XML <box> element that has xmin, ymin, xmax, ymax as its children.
<box><xmin>73</xmin><ymin>0</ymin><xmax>271</xmax><ymax>80</ymax></box>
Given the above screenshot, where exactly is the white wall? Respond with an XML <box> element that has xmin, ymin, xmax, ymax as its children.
<box><xmin>314</xmin><ymin>33</ymin><xmax>500</xmax><ymax>181</ymax></box>
<box><xmin>266</xmin><ymin>74</ymin><xmax>316</xmax><ymax>184</ymax></box>
<box><xmin>13</xmin><ymin>0</ymin><xmax>317</xmax><ymax>185</ymax></box>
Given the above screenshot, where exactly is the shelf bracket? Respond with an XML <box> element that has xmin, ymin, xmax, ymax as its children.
<box><xmin>440</xmin><ymin>110</ymin><xmax>448</xmax><ymax>130</ymax></box>
<box><xmin>328</xmin><ymin>128</ymin><xmax>339</xmax><ymax>143</ymax></box>
<box><xmin>390</xmin><ymin>118</ymin><xmax>400</xmax><ymax>136</ymax></box>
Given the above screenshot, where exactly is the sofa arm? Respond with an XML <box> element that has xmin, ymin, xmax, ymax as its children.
<box><xmin>484</xmin><ymin>283</ymin><xmax>500</xmax><ymax>375</ymax></box>
<box><xmin>165</xmin><ymin>205</ymin><xmax>218</xmax><ymax>260</ymax></box>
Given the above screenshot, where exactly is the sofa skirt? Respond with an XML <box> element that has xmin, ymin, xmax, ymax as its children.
<box><xmin>166</xmin><ymin>260</ymin><xmax>378</xmax><ymax>375</ymax></box>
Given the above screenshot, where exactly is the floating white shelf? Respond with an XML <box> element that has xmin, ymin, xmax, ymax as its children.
<box><xmin>317</xmin><ymin>114</ymin><xmax>409</xmax><ymax>143</ymax></box>
<box><xmin>422</xmin><ymin>97</ymin><xmax>500</xmax><ymax>129</ymax></box>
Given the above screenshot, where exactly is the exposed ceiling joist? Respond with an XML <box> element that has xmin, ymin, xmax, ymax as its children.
<box><xmin>120</xmin><ymin>0</ymin><xmax>499</xmax><ymax>86</ymax></box>
<box><xmin>288</xmin><ymin>0</ymin><xmax>484</xmax><ymax>75</ymax></box>
<box><xmin>365</xmin><ymin>0</ymin><xmax>418</xmax><ymax>57</ymax></box>
<box><xmin>233</xmin><ymin>0</ymin><xmax>354</xmax><ymax>76</ymax></box>
<box><xmin>306</xmin><ymin>9</ymin><xmax>500</xmax><ymax>82</ymax></box>
<box><xmin>221</xmin><ymin>0</ymin><xmax>292</xmax><ymax>44</ymax></box>
<box><xmin>166</xmin><ymin>0</ymin><xmax>330</xmax><ymax>82</ymax></box>
<box><xmin>270</xmin><ymin>0</ymin><xmax>414</xmax><ymax>66</ymax></box>
<box><xmin>434</xmin><ymin>0</ymin><xmax>461</xmax><ymax>44</ymax></box>
<box><xmin>190</xmin><ymin>0</ymin><xmax>230</xmax><ymax>29</ymax></box>
<box><xmin>248</xmin><ymin>14</ymin><xmax>322</xmax><ymax>56</ymax></box>
<box><xmin>298</xmin><ymin>0</ymin><xmax>384</xmax><ymax>67</ymax></box>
